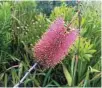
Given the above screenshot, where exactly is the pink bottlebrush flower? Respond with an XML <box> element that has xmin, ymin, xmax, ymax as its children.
<box><xmin>33</xmin><ymin>17</ymin><xmax>78</xmax><ymax>68</ymax></box>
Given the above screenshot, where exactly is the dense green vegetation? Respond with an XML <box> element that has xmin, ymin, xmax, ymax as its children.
<box><xmin>0</xmin><ymin>1</ymin><xmax>101</xmax><ymax>87</ymax></box>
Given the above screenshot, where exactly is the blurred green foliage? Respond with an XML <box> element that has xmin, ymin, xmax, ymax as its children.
<box><xmin>36</xmin><ymin>1</ymin><xmax>76</xmax><ymax>16</ymax></box>
<box><xmin>0</xmin><ymin>1</ymin><xmax>101</xmax><ymax>87</ymax></box>
<box><xmin>71</xmin><ymin>37</ymin><xmax>96</xmax><ymax>61</ymax></box>
<box><xmin>50</xmin><ymin>3</ymin><xmax>75</xmax><ymax>22</ymax></box>
<box><xmin>0</xmin><ymin>2</ymin><xmax>11</xmax><ymax>50</ymax></box>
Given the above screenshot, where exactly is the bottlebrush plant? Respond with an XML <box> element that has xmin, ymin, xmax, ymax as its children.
<box><xmin>33</xmin><ymin>17</ymin><xmax>78</xmax><ymax>68</ymax></box>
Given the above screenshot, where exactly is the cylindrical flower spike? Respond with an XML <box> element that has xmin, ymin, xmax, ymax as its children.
<box><xmin>33</xmin><ymin>17</ymin><xmax>78</xmax><ymax>68</ymax></box>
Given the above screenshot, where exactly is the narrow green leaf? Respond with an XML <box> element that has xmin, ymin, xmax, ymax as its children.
<box><xmin>43</xmin><ymin>68</ymin><xmax>52</xmax><ymax>86</ymax></box>
<box><xmin>18</xmin><ymin>62</ymin><xmax>23</xmax><ymax>79</ymax></box>
<box><xmin>52</xmin><ymin>79</ymin><xmax>60</xmax><ymax>86</ymax></box>
<box><xmin>89</xmin><ymin>66</ymin><xmax>100</xmax><ymax>73</ymax></box>
<box><xmin>24</xmin><ymin>78</ymin><xmax>32</xmax><ymax>86</ymax></box>
<box><xmin>4</xmin><ymin>74</ymin><xmax>7</xmax><ymax>87</ymax></box>
<box><xmin>87</xmin><ymin>50</ymin><xmax>96</xmax><ymax>53</ymax></box>
<box><xmin>0</xmin><ymin>73</ymin><xmax>4</xmax><ymax>80</ymax></box>
<box><xmin>11</xmin><ymin>69</ymin><xmax>18</xmax><ymax>85</ymax></box>
<box><xmin>83</xmin><ymin>68</ymin><xmax>90</xmax><ymax>87</ymax></box>
<box><xmin>62</xmin><ymin>63</ymin><xmax>72</xmax><ymax>86</ymax></box>
<box><xmin>71</xmin><ymin>56</ymin><xmax>75</xmax><ymax>77</ymax></box>
<box><xmin>33</xmin><ymin>78</ymin><xmax>40</xmax><ymax>87</ymax></box>
<box><xmin>46</xmin><ymin>18</ymin><xmax>51</xmax><ymax>23</ymax></box>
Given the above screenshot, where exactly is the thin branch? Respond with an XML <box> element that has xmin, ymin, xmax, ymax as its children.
<box><xmin>13</xmin><ymin>62</ymin><xmax>38</xmax><ymax>88</ymax></box>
